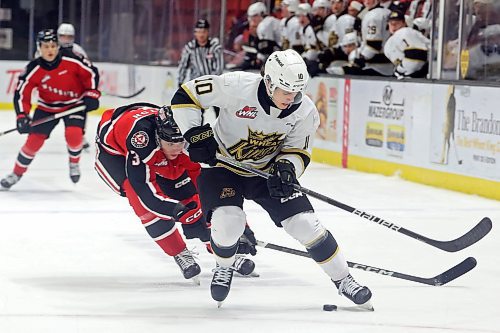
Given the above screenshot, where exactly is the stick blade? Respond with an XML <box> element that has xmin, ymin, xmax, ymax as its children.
<box><xmin>433</xmin><ymin>257</ymin><xmax>477</xmax><ymax>286</ymax></box>
<box><xmin>435</xmin><ymin>217</ymin><xmax>492</xmax><ymax>252</ymax></box>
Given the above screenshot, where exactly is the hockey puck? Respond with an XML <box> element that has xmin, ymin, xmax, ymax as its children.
<box><xmin>323</xmin><ymin>304</ymin><xmax>337</xmax><ymax>311</ymax></box>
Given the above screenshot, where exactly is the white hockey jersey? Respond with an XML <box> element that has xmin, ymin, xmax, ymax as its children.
<box><xmin>258</xmin><ymin>16</ymin><xmax>282</xmax><ymax>46</ymax></box>
<box><xmin>322</xmin><ymin>14</ymin><xmax>339</xmax><ymax>47</ymax></box>
<box><xmin>360</xmin><ymin>6</ymin><xmax>391</xmax><ymax>60</ymax></box>
<box><xmin>171</xmin><ymin>72</ymin><xmax>319</xmax><ymax>177</ymax></box>
<box><xmin>301</xmin><ymin>24</ymin><xmax>321</xmax><ymax>61</ymax></box>
<box><xmin>335</xmin><ymin>14</ymin><xmax>358</xmax><ymax>48</ymax></box>
<box><xmin>384</xmin><ymin>27</ymin><xmax>429</xmax><ymax>76</ymax></box>
<box><xmin>281</xmin><ymin>15</ymin><xmax>303</xmax><ymax>49</ymax></box>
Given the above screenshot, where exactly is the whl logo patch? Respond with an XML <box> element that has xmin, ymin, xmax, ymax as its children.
<box><xmin>236</xmin><ymin>106</ymin><xmax>258</xmax><ymax>119</ymax></box>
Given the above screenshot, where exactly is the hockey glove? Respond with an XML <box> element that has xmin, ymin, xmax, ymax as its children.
<box><xmin>184</xmin><ymin>124</ymin><xmax>218</xmax><ymax>166</ymax></box>
<box><xmin>83</xmin><ymin>96</ymin><xmax>100</xmax><ymax>113</ymax></box>
<box><xmin>353</xmin><ymin>56</ymin><xmax>366</xmax><ymax>69</ymax></box>
<box><xmin>238</xmin><ymin>225</ymin><xmax>257</xmax><ymax>256</ymax></box>
<box><xmin>16</xmin><ymin>114</ymin><xmax>31</xmax><ymax>134</ymax></box>
<box><xmin>172</xmin><ymin>201</ymin><xmax>200</xmax><ymax>224</ymax></box>
<box><xmin>182</xmin><ymin>217</ymin><xmax>210</xmax><ymax>242</ymax></box>
<box><xmin>267</xmin><ymin>159</ymin><xmax>298</xmax><ymax>199</ymax></box>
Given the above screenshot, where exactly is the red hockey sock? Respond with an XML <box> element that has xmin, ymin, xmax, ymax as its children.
<box><xmin>155</xmin><ymin>229</ymin><xmax>186</xmax><ymax>256</ymax></box>
<box><xmin>13</xmin><ymin>133</ymin><xmax>46</xmax><ymax>176</ymax></box>
<box><xmin>65</xmin><ymin>126</ymin><xmax>83</xmax><ymax>163</ymax></box>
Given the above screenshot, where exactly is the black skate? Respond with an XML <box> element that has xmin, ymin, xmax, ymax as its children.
<box><xmin>233</xmin><ymin>255</ymin><xmax>257</xmax><ymax>276</ymax></box>
<box><xmin>173</xmin><ymin>248</ymin><xmax>201</xmax><ymax>284</ymax></box>
<box><xmin>334</xmin><ymin>274</ymin><xmax>372</xmax><ymax>305</ymax></box>
<box><xmin>211</xmin><ymin>263</ymin><xmax>234</xmax><ymax>307</ymax></box>
<box><xmin>0</xmin><ymin>173</ymin><xmax>21</xmax><ymax>190</ymax></box>
<box><xmin>69</xmin><ymin>163</ymin><xmax>81</xmax><ymax>183</ymax></box>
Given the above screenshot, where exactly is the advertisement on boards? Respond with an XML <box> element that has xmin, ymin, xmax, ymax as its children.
<box><xmin>305</xmin><ymin>77</ymin><xmax>343</xmax><ymax>152</ymax></box>
<box><xmin>430</xmin><ymin>84</ymin><xmax>500</xmax><ymax>181</ymax></box>
<box><xmin>349</xmin><ymin>81</ymin><xmax>412</xmax><ymax>159</ymax></box>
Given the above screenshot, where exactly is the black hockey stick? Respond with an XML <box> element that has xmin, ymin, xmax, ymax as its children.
<box><xmin>257</xmin><ymin>240</ymin><xmax>477</xmax><ymax>286</ymax></box>
<box><xmin>216</xmin><ymin>154</ymin><xmax>492</xmax><ymax>252</ymax></box>
<box><xmin>0</xmin><ymin>105</ymin><xmax>86</xmax><ymax>137</ymax></box>
<box><xmin>102</xmin><ymin>86</ymin><xmax>145</xmax><ymax>99</ymax></box>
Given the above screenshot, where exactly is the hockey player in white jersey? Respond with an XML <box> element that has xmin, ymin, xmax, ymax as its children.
<box><xmin>384</xmin><ymin>10</ymin><xmax>430</xmax><ymax>78</ymax></box>
<box><xmin>57</xmin><ymin>23</ymin><xmax>88</xmax><ymax>59</ymax></box>
<box><xmin>355</xmin><ymin>0</ymin><xmax>392</xmax><ymax>75</ymax></box>
<box><xmin>171</xmin><ymin>49</ymin><xmax>373</xmax><ymax>308</ymax></box>
<box><xmin>280</xmin><ymin>0</ymin><xmax>303</xmax><ymax>52</ymax></box>
<box><xmin>247</xmin><ymin>2</ymin><xmax>281</xmax><ymax>64</ymax></box>
<box><xmin>297</xmin><ymin>4</ymin><xmax>320</xmax><ymax>62</ymax></box>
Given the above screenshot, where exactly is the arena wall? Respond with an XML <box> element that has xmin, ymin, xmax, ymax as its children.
<box><xmin>1</xmin><ymin>61</ymin><xmax>498</xmax><ymax>200</ymax></box>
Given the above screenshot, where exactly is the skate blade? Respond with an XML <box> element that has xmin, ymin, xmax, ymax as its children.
<box><xmin>338</xmin><ymin>301</ymin><xmax>374</xmax><ymax>312</ymax></box>
<box><xmin>217</xmin><ymin>301</ymin><xmax>224</xmax><ymax>308</ymax></box>
<box><xmin>191</xmin><ymin>276</ymin><xmax>201</xmax><ymax>286</ymax></box>
<box><xmin>235</xmin><ymin>271</ymin><xmax>260</xmax><ymax>278</ymax></box>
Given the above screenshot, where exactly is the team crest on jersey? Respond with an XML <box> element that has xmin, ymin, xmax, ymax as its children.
<box><xmin>236</xmin><ymin>106</ymin><xmax>258</xmax><ymax>119</ymax></box>
<box><xmin>228</xmin><ymin>128</ymin><xmax>285</xmax><ymax>161</ymax></box>
<box><xmin>131</xmin><ymin>131</ymin><xmax>149</xmax><ymax>148</ymax></box>
<box><xmin>220</xmin><ymin>187</ymin><xmax>236</xmax><ymax>199</ymax></box>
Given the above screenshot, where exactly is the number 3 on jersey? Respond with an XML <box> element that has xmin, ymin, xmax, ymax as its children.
<box><xmin>194</xmin><ymin>77</ymin><xmax>213</xmax><ymax>95</ymax></box>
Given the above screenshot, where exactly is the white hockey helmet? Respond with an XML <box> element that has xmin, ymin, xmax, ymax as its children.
<box><xmin>57</xmin><ymin>23</ymin><xmax>75</xmax><ymax>36</ymax></box>
<box><xmin>313</xmin><ymin>0</ymin><xmax>331</xmax><ymax>9</ymax></box>
<box><xmin>297</xmin><ymin>3</ymin><xmax>312</xmax><ymax>16</ymax></box>
<box><xmin>247</xmin><ymin>2</ymin><xmax>268</xmax><ymax>17</ymax></box>
<box><xmin>341</xmin><ymin>32</ymin><xmax>359</xmax><ymax>46</ymax></box>
<box><xmin>282</xmin><ymin>0</ymin><xmax>300</xmax><ymax>13</ymax></box>
<box><xmin>264</xmin><ymin>49</ymin><xmax>309</xmax><ymax>104</ymax></box>
<box><xmin>57</xmin><ymin>23</ymin><xmax>75</xmax><ymax>47</ymax></box>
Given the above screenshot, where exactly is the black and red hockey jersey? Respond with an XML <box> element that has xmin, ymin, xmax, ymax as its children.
<box><xmin>14</xmin><ymin>52</ymin><xmax>100</xmax><ymax>115</ymax></box>
<box><xmin>96</xmin><ymin>104</ymin><xmax>201</xmax><ymax>220</ymax></box>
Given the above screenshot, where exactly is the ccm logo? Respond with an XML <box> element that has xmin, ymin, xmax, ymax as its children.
<box><xmin>189</xmin><ymin>129</ymin><xmax>213</xmax><ymax>143</ymax></box>
<box><xmin>174</xmin><ymin>178</ymin><xmax>191</xmax><ymax>188</ymax></box>
<box><xmin>185</xmin><ymin>209</ymin><xmax>202</xmax><ymax>223</ymax></box>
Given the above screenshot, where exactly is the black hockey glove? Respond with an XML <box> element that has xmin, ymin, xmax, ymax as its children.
<box><xmin>353</xmin><ymin>56</ymin><xmax>366</xmax><ymax>69</ymax></box>
<box><xmin>181</xmin><ymin>217</ymin><xmax>210</xmax><ymax>242</ymax></box>
<box><xmin>16</xmin><ymin>114</ymin><xmax>31</xmax><ymax>134</ymax></box>
<box><xmin>267</xmin><ymin>159</ymin><xmax>298</xmax><ymax>199</ymax></box>
<box><xmin>172</xmin><ymin>201</ymin><xmax>199</xmax><ymax>222</ymax></box>
<box><xmin>184</xmin><ymin>124</ymin><xmax>218</xmax><ymax>166</ymax></box>
<box><xmin>238</xmin><ymin>225</ymin><xmax>257</xmax><ymax>256</ymax></box>
<box><xmin>83</xmin><ymin>96</ymin><xmax>99</xmax><ymax>113</ymax></box>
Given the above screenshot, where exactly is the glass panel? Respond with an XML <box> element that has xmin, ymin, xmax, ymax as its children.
<box><xmin>461</xmin><ymin>0</ymin><xmax>500</xmax><ymax>81</ymax></box>
<box><xmin>440</xmin><ymin>0</ymin><xmax>462</xmax><ymax>80</ymax></box>
<box><xmin>0</xmin><ymin>0</ymin><xmax>31</xmax><ymax>60</ymax></box>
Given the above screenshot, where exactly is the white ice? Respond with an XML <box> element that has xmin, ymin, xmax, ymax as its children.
<box><xmin>0</xmin><ymin>113</ymin><xmax>499</xmax><ymax>333</ymax></box>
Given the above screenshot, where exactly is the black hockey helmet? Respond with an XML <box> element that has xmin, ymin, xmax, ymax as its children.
<box><xmin>155</xmin><ymin>106</ymin><xmax>184</xmax><ymax>143</ymax></box>
<box><xmin>36</xmin><ymin>29</ymin><xmax>58</xmax><ymax>46</ymax></box>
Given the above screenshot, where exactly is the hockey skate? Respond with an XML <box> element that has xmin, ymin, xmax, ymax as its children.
<box><xmin>173</xmin><ymin>248</ymin><xmax>201</xmax><ymax>284</ymax></box>
<box><xmin>0</xmin><ymin>173</ymin><xmax>21</xmax><ymax>190</ymax></box>
<box><xmin>69</xmin><ymin>162</ymin><xmax>81</xmax><ymax>183</ymax></box>
<box><xmin>334</xmin><ymin>274</ymin><xmax>373</xmax><ymax>309</ymax></box>
<box><xmin>233</xmin><ymin>254</ymin><xmax>258</xmax><ymax>277</ymax></box>
<box><xmin>211</xmin><ymin>263</ymin><xmax>234</xmax><ymax>307</ymax></box>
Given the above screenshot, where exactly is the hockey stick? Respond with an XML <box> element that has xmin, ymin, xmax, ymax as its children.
<box><xmin>257</xmin><ymin>240</ymin><xmax>477</xmax><ymax>286</ymax></box>
<box><xmin>216</xmin><ymin>154</ymin><xmax>492</xmax><ymax>252</ymax></box>
<box><xmin>102</xmin><ymin>86</ymin><xmax>145</xmax><ymax>99</ymax></box>
<box><xmin>0</xmin><ymin>105</ymin><xmax>86</xmax><ymax>137</ymax></box>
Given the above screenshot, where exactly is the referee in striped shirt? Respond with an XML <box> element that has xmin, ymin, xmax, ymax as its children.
<box><xmin>177</xmin><ymin>19</ymin><xmax>224</xmax><ymax>87</ymax></box>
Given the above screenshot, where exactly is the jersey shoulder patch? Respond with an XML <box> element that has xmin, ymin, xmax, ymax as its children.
<box><xmin>130</xmin><ymin>130</ymin><xmax>150</xmax><ymax>149</ymax></box>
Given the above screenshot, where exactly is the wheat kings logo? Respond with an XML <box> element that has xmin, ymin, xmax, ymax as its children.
<box><xmin>228</xmin><ymin>128</ymin><xmax>285</xmax><ymax>161</ymax></box>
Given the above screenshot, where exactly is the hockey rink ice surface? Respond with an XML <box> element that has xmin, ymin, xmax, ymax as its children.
<box><xmin>0</xmin><ymin>113</ymin><xmax>499</xmax><ymax>333</ymax></box>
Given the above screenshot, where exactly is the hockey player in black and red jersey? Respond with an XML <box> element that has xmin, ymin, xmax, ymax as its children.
<box><xmin>0</xmin><ymin>29</ymin><xmax>100</xmax><ymax>190</ymax></box>
<box><xmin>171</xmin><ymin>49</ymin><xmax>373</xmax><ymax>307</ymax></box>
<box><xmin>94</xmin><ymin>103</ymin><xmax>256</xmax><ymax>282</ymax></box>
